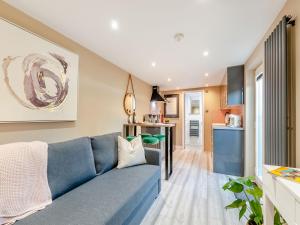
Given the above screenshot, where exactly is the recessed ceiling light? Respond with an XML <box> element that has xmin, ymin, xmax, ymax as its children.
<box><xmin>151</xmin><ymin>62</ymin><xmax>156</xmax><ymax>67</ymax></box>
<box><xmin>176</xmin><ymin>87</ymin><xmax>180</xmax><ymax>90</ymax></box>
<box><xmin>205</xmin><ymin>84</ymin><xmax>209</xmax><ymax>87</ymax></box>
<box><xmin>205</xmin><ymin>73</ymin><xmax>209</xmax><ymax>77</ymax></box>
<box><xmin>174</xmin><ymin>33</ymin><xmax>184</xmax><ymax>42</ymax></box>
<box><xmin>167</xmin><ymin>78</ymin><xmax>172</xmax><ymax>82</ymax></box>
<box><xmin>203</xmin><ymin>51</ymin><xmax>209</xmax><ymax>56</ymax></box>
<box><xmin>111</xmin><ymin>20</ymin><xmax>119</xmax><ymax>30</ymax></box>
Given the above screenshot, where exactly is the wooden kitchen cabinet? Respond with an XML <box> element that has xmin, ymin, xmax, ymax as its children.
<box><xmin>220</xmin><ymin>85</ymin><xmax>228</xmax><ymax>109</ymax></box>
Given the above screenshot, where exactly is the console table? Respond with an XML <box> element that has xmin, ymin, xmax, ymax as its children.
<box><xmin>123</xmin><ymin>123</ymin><xmax>175</xmax><ymax>180</ymax></box>
<box><xmin>263</xmin><ymin>165</ymin><xmax>300</xmax><ymax>225</ymax></box>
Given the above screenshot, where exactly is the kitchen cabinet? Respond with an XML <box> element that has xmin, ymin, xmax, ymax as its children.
<box><xmin>220</xmin><ymin>85</ymin><xmax>228</xmax><ymax>109</ymax></box>
<box><xmin>219</xmin><ymin>65</ymin><xmax>244</xmax><ymax>109</ymax></box>
<box><xmin>227</xmin><ymin>65</ymin><xmax>244</xmax><ymax>105</ymax></box>
<box><xmin>213</xmin><ymin>126</ymin><xmax>244</xmax><ymax>176</ymax></box>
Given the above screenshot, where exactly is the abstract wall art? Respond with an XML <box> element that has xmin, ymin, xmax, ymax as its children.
<box><xmin>0</xmin><ymin>18</ymin><xmax>79</xmax><ymax>122</ymax></box>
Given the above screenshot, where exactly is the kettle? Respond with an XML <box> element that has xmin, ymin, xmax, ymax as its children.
<box><xmin>228</xmin><ymin>114</ymin><xmax>241</xmax><ymax>127</ymax></box>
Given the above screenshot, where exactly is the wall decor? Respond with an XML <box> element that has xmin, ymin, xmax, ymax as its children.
<box><xmin>164</xmin><ymin>94</ymin><xmax>179</xmax><ymax>118</ymax></box>
<box><xmin>123</xmin><ymin>74</ymin><xmax>136</xmax><ymax>123</ymax></box>
<box><xmin>0</xmin><ymin>18</ymin><xmax>79</xmax><ymax>122</ymax></box>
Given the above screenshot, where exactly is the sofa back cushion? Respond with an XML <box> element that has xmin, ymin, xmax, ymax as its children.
<box><xmin>91</xmin><ymin>132</ymin><xmax>120</xmax><ymax>175</ymax></box>
<box><xmin>47</xmin><ymin>137</ymin><xmax>96</xmax><ymax>200</ymax></box>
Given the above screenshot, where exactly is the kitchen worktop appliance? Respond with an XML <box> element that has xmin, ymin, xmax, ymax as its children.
<box><xmin>228</xmin><ymin>114</ymin><xmax>241</xmax><ymax>128</ymax></box>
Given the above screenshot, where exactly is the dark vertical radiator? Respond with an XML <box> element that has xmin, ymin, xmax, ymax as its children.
<box><xmin>264</xmin><ymin>16</ymin><xmax>295</xmax><ymax>166</ymax></box>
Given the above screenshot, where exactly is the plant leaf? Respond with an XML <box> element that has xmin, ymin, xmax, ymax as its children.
<box><xmin>228</xmin><ymin>182</ymin><xmax>244</xmax><ymax>193</ymax></box>
<box><xmin>237</xmin><ymin>177</ymin><xmax>254</xmax><ymax>187</ymax></box>
<box><xmin>249</xmin><ymin>200</ymin><xmax>263</xmax><ymax>223</ymax></box>
<box><xmin>274</xmin><ymin>209</ymin><xmax>281</xmax><ymax>225</ymax></box>
<box><xmin>246</xmin><ymin>186</ymin><xmax>263</xmax><ymax>199</ymax></box>
<box><xmin>247</xmin><ymin>176</ymin><xmax>256</xmax><ymax>181</ymax></box>
<box><xmin>254</xmin><ymin>216</ymin><xmax>263</xmax><ymax>225</ymax></box>
<box><xmin>239</xmin><ymin>204</ymin><xmax>247</xmax><ymax>220</ymax></box>
<box><xmin>225</xmin><ymin>199</ymin><xmax>245</xmax><ymax>209</ymax></box>
<box><xmin>274</xmin><ymin>207</ymin><xmax>286</xmax><ymax>225</ymax></box>
<box><xmin>249</xmin><ymin>214</ymin><xmax>255</xmax><ymax>220</ymax></box>
<box><xmin>223</xmin><ymin>180</ymin><xmax>233</xmax><ymax>190</ymax></box>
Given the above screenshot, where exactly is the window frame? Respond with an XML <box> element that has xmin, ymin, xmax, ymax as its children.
<box><xmin>255</xmin><ymin>71</ymin><xmax>264</xmax><ymax>183</ymax></box>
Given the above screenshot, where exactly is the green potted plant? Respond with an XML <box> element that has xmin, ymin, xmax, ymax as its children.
<box><xmin>223</xmin><ymin>176</ymin><xmax>263</xmax><ymax>225</ymax></box>
<box><xmin>223</xmin><ymin>177</ymin><xmax>286</xmax><ymax>225</ymax></box>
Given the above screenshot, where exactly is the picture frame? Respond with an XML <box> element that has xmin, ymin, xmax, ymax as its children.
<box><xmin>0</xmin><ymin>18</ymin><xmax>79</xmax><ymax>122</ymax></box>
<box><xmin>164</xmin><ymin>94</ymin><xmax>179</xmax><ymax>118</ymax></box>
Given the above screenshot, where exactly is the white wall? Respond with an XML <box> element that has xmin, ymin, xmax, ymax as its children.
<box><xmin>0</xmin><ymin>2</ymin><xmax>152</xmax><ymax>144</ymax></box>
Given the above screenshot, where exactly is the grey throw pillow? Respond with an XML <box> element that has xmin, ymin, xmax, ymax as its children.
<box><xmin>91</xmin><ymin>132</ymin><xmax>120</xmax><ymax>175</ymax></box>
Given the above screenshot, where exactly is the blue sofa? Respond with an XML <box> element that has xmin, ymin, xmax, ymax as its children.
<box><xmin>15</xmin><ymin>132</ymin><xmax>161</xmax><ymax>225</ymax></box>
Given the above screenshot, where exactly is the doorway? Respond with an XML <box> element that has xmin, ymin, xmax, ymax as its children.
<box><xmin>184</xmin><ymin>91</ymin><xmax>204</xmax><ymax>150</ymax></box>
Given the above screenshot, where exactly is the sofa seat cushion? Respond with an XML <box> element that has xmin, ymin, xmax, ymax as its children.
<box><xmin>15</xmin><ymin>164</ymin><xmax>160</xmax><ymax>225</ymax></box>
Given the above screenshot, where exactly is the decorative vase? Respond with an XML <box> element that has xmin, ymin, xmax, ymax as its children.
<box><xmin>132</xmin><ymin>112</ymin><xmax>137</xmax><ymax>123</ymax></box>
<box><xmin>128</xmin><ymin>115</ymin><xmax>132</xmax><ymax>124</ymax></box>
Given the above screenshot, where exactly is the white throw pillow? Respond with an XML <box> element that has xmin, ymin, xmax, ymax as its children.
<box><xmin>117</xmin><ymin>136</ymin><xmax>146</xmax><ymax>169</ymax></box>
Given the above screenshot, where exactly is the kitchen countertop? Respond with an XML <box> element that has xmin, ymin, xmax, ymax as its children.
<box><xmin>124</xmin><ymin>122</ymin><xmax>175</xmax><ymax>127</ymax></box>
<box><xmin>212</xmin><ymin>123</ymin><xmax>244</xmax><ymax>130</ymax></box>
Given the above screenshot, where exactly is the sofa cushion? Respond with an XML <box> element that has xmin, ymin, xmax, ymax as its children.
<box><xmin>15</xmin><ymin>164</ymin><xmax>160</xmax><ymax>225</ymax></box>
<box><xmin>117</xmin><ymin>136</ymin><xmax>146</xmax><ymax>169</ymax></box>
<box><xmin>91</xmin><ymin>132</ymin><xmax>120</xmax><ymax>174</ymax></box>
<box><xmin>47</xmin><ymin>137</ymin><xmax>96</xmax><ymax>200</ymax></box>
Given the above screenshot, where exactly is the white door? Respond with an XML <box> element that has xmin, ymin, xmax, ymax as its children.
<box><xmin>184</xmin><ymin>92</ymin><xmax>204</xmax><ymax>149</ymax></box>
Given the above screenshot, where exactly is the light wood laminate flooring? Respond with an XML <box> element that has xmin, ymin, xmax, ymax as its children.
<box><xmin>141</xmin><ymin>148</ymin><xmax>246</xmax><ymax>225</ymax></box>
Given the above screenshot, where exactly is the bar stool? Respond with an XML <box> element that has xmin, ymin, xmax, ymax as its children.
<box><xmin>126</xmin><ymin>135</ymin><xmax>136</xmax><ymax>142</ymax></box>
<box><xmin>142</xmin><ymin>136</ymin><xmax>159</xmax><ymax>145</ymax></box>
<box><xmin>141</xmin><ymin>133</ymin><xmax>152</xmax><ymax>139</ymax></box>
<box><xmin>153</xmin><ymin>134</ymin><xmax>166</xmax><ymax>142</ymax></box>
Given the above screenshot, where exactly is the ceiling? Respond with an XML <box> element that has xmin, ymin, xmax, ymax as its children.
<box><xmin>5</xmin><ymin>0</ymin><xmax>286</xmax><ymax>90</ymax></box>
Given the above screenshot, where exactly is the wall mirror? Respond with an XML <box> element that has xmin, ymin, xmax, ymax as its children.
<box><xmin>123</xmin><ymin>74</ymin><xmax>136</xmax><ymax>116</ymax></box>
<box><xmin>164</xmin><ymin>94</ymin><xmax>179</xmax><ymax>118</ymax></box>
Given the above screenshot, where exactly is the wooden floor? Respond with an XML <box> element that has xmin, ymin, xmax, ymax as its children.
<box><xmin>141</xmin><ymin>147</ymin><xmax>246</xmax><ymax>225</ymax></box>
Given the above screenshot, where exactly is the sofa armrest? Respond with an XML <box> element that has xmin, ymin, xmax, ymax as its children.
<box><xmin>144</xmin><ymin>148</ymin><xmax>161</xmax><ymax>166</ymax></box>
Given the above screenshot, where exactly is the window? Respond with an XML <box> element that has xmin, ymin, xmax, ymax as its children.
<box><xmin>255</xmin><ymin>73</ymin><xmax>264</xmax><ymax>179</ymax></box>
